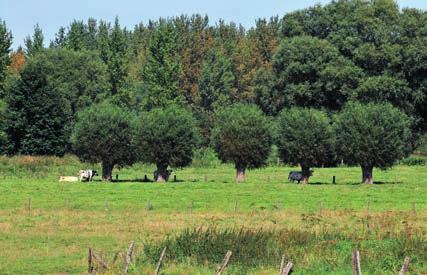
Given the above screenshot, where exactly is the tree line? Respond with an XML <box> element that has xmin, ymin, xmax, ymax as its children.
<box><xmin>72</xmin><ymin>101</ymin><xmax>410</xmax><ymax>184</ymax></box>
<box><xmin>0</xmin><ymin>0</ymin><xmax>425</xmax><ymax>182</ymax></box>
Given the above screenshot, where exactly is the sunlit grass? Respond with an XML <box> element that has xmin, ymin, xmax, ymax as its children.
<box><xmin>0</xmin><ymin>156</ymin><xmax>425</xmax><ymax>273</ymax></box>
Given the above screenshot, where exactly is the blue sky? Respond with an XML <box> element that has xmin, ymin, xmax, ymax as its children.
<box><xmin>1</xmin><ymin>0</ymin><xmax>426</xmax><ymax>49</ymax></box>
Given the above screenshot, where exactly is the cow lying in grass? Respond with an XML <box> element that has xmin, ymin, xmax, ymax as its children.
<box><xmin>288</xmin><ymin>170</ymin><xmax>313</xmax><ymax>184</ymax></box>
<box><xmin>79</xmin><ymin>170</ymin><xmax>98</xmax><ymax>182</ymax></box>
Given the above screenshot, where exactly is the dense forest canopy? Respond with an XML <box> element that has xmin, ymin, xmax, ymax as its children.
<box><xmin>0</xmin><ymin>0</ymin><xmax>426</xmax><ymax>156</ymax></box>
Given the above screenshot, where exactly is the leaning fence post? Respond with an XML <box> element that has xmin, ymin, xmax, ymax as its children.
<box><xmin>352</xmin><ymin>250</ymin><xmax>362</xmax><ymax>275</ymax></box>
<box><xmin>88</xmin><ymin>247</ymin><xmax>94</xmax><ymax>273</ymax></box>
<box><xmin>154</xmin><ymin>247</ymin><xmax>166</xmax><ymax>275</ymax></box>
<box><xmin>399</xmin><ymin>256</ymin><xmax>410</xmax><ymax>275</ymax></box>
<box><xmin>278</xmin><ymin>254</ymin><xmax>286</xmax><ymax>275</ymax></box>
<box><xmin>92</xmin><ymin>250</ymin><xmax>108</xmax><ymax>270</ymax></box>
<box><xmin>282</xmin><ymin>262</ymin><xmax>293</xmax><ymax>275</ymax></box>
<box><xmin>215</xmin><ymin>250</ymin><xmax>232</xmax><ymax>275</ymax></box>
<box><xmin>123</xmin><ymin>240</ymin><xmax>135</xmax><ymax>273</ymax></box>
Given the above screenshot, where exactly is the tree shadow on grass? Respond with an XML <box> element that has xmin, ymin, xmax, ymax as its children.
<box><xmin>112</xmin><ymin>178</ymin><xmax>187</xmax><ymax>183</ymax></box>
<box><xmin>373</xmin><ymin>181</ymin><xmax>403</xmax><ymax>185</ymax></box>
<box><xmin>348</xmin><ymin>181</ymin><xmax>403</xmax><ymax>185</ymax></box>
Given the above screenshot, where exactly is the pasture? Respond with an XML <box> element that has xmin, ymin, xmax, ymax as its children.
<box><xmin>0</xmin><ymin>156</ymin><xmax>425</xmax><ymax>274</ymax></box>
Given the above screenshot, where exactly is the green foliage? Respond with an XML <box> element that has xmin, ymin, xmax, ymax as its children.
<box><xmin>270</xmin><ymin>36</ymin><xmax>362</xmax><ymax>111</ymax></box>
<box><xmin>400</xmin><ymin>156</ymin><xmax>426</xmax><ymax>166</ymax></box>
<box><xmin>139</xmin><ymin>21</ymin><xmax>184</xmax><ymax>110</ymax></box>
<box><xmin>191</xmin><ymin>147</ymin><xmax>221</xmax><ymax>168</ymax></box>
<box><xmin>212</xmin><ymin>104</ymin><xmax>273</xmax><ymax>171</ymax></box>
<box><xmin>143</xmin><ymin>227</ymin><xmax>284</xmax><ymax>269</ymax></box>
<box><xmin>354</xmin><ymin>75</ymin><xmax>422</xmax><ymax>115</ymax></box>
<box><xmin>24</xmin><ymin>24</ymin><xmax>44</xmax><ymax>57</ymax></box>
<box><xmin>1</xmin><ymin>0</ymin><xmax>427</xmax><ymax>158</ymax></box>
<box><xmin>108</xmin><ymin>17</ymin><xmax>129</xmax><ymax>95</ymax></box>
<box><xmin>198</xmin><ymin>49</ymin><xmax>235</xmax><ymax>111</ymax></box>
<box><xmin>0</xmin><ymin>19</ymin><xmax>12</xmax><ymax>94</ymax></box>
<box><xmin>142</xmin><ymin>223</ymin><xmax>425</xmax><ymax>273</ymax></box>
<box><xmin>277</xmin><ymin>108</ymin><xmax>335</xmax><ymax>168</ymax></box>
<box><xmin>254</xmin><ymin>67</ymin><xmax>279</xmax><ymax>116</ymax></box>
<box><xmin>3</xmin><ymin>54</ymin><xmax>72</xmax><ymax>155</ymax></box>
<box><xmin>335</xmin><ymin>102</ymin><xmax>412</xmax><ymax>169</ymax></box>
<box><xmin>134</xmin><ymin>104</ymin><xmax>200</xmax><ymax>172</ymax></box>
<box><xmin>2</xmin><ymin>48</ymin><xmax>109</xmax><ymax>155</ymax></box>
<box><xmin>71</xmin><ymin>102</ymin><xmax>136</xmax><ymax>179</ymax></box>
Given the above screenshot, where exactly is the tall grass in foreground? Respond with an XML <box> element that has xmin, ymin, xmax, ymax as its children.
<box><xmin>141</xmin><ymin>213</ymin><xmax>426</xmax><ymax>274</ymax></box>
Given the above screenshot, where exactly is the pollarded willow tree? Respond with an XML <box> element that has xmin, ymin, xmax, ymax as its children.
<box><xmin>335</xmin><ymin>102</ymin><xmax>412</xmax><ymax>184</ymax></box>
<box><xmin>277</xmin><ymin>108</ymin><xmax>335</xmax><ymax>184</ymax></box>
<box><xmin>134</xmin><ymin>104</ymin><xmax>200</xmax><ymax>182</ymax></box>
<box><xmin>71</xmin><ymin>103</ymin><xmax>136</xmax><ymax>181</ymax></box>
<box><xmin>212</xmin><ymin>104</ymin><xmax>273</xmax><ymax>182</ymax></box>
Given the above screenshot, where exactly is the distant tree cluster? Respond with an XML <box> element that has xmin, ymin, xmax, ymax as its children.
<box><xmin>0</xmin><ymin>0</ymin><xmax>424</xmax><ymax>182</ymax></box>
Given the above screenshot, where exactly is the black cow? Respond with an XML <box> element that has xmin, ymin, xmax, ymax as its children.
<box><xmin>288</xmin><ymin>170</ymin><xmax>313</xmax><ymax>183</ymax></box>
<box><xmin>153</xmin><ymin>169</ymin><xmax>173</xmax><ymax>181</ymax></box>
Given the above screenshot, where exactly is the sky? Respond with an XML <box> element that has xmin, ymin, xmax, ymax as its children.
<box><xmin>1</xmin><ymin>0</ymin><xmax>426</xmax><ymax>49</ymax></box>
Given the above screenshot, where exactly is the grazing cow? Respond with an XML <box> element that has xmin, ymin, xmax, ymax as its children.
<box><xmin>153</xmin><ymin>169</ymin><xmax>172</xmax><ymax>182</ymax></box>
<box><xmin>288</xmin><ymin>170</ymin><xmax>313</xmax><ymax>183</ymax></box>
<box><xmin>79</xmin><ymin>170</ymin><xmax>98</xmax><ymax>182</ymax></box>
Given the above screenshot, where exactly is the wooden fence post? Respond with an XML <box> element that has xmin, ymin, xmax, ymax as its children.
<box><xmin>88</xmin><ymin>247</ymin><xmax>94</xmax><ymax>273</ymax></box>
<box><xmin>123</xmin><ymin>240</ymin><xmax>135</xmax><ymax>273</ymax></box>
<box><xmin>28</xmin><ymin>198</ymin><xmax>32</xmax><ymax>214</ymax></box>
<box><xmin>352</xmin><ymin>250</ymin><xmax>362</xmax><ymax>275</ymax></box>
<box><xmin>189</xmin><ymin>201</ymin><xmax>193</xmax><ymax>214</ymax></box>
<box><xmin>399</xmin><ymin>256</ymin><xmax>410</xmax><ymax>275</ymax></box>
<box><xmin>332</xmin><ymin>176</ymin><xmax>336</xmax><ymax>184</ymax></box>
<box><xmin>92</xmin><ymin>250</ymin><xmax>108</xmax><ymax>270</ymax></box>
<box><xmin>215</xmin><ymin>250</ymin><xmax>232</xmax><ymax>275</ymax></box>
<box><xmin>154</xmin><ymin>247</ymin><xmax>166</xmax><ymax>275</ymax></box>
<box><xmin>278</xmin><ymin>255</ymin><xmax>285</xmax><ymax>275</ymax></box>
<box><xmin>282</xmin><ymin>262</ymin><xmax>293</xmax><ymax>275</ymax></box>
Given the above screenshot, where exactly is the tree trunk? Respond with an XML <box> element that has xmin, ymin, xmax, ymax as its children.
<box><xmin>301</xmin><ymin>166</ymin><xmax>311</xmax><ymax>184</ymax></box>
<box><xmin>102</xmin><ymin>160</ymin><xmax>113</xmax><ymax>181</ymax></box>
<box><xmin>235</xmin><ymin>167</ymin><xmax>246</xmax><ymax>183</ymax></box>
<box><xmin>156</xmin><ymin>164</ymin><xmax>169</xmax><ymax>182</ymax></box>
<box><xmin>362</xmin><ymin>165</ymin><xmax>373</xmax><ymax>184</ymax></box>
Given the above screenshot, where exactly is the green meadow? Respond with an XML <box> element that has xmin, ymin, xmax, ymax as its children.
<box><xmin>0</xmin><ymin>156</ymin><xmax>425</xmax><ymax>274</ymax></box>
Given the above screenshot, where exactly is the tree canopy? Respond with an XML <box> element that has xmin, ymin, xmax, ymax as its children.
<box><xmin>3</xmin><ymin>48</ymin><xmax>109</xmax><ymax>155</ymax></box>
<box><xmin>134</xmin><ymin>104</ymin><xmax>200</xmax><ymax>181</ymax></box>
<box><xmin>277</xmin><ymin>108</ymin><xmax>335</xmax><ymax>183</ymax></box>
<box><xmin>0</xmin><ymin>0</ymin><xmax>425</xmax><ymax>160</ymax></box>
<box><xmin>212</xmin><ymin>104</ymin><xmax>273</xmax><ymax>182</ymax></box>
<box><xmin>71</xmin><ymin>103</ymin><xmax>136</xmax><ymax>181</ymax></box>
<box><xmin>335</xmin><ymin>102</ymin><xmax>412</xmax><ymax>183</ymax></box>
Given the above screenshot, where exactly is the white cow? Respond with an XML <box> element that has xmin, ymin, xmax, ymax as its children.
<box><xmin>79</xmin><ymin>170</ymin><xmax>98</xmax><ymax>182</ymax></box>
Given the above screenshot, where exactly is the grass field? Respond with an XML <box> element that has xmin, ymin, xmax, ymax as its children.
<box><xmin>0</xmin><ymin>156</ymin><xmax>425</xmax><ymax>274</ymax></box>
